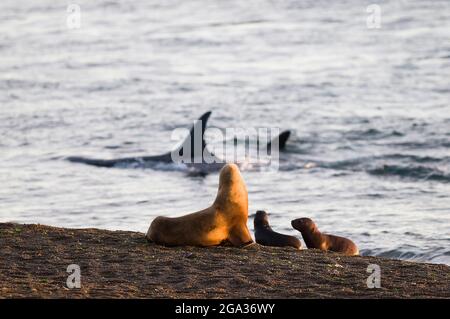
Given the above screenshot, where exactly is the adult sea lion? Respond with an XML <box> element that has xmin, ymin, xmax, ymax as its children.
<box><xmin>254</xmin><ymin>211</ymin><xmax>301</xmax><ymax>249</ymax></box>
<box><xmin>146</xmin><ymin>163</ymin><xmax>253</xmax><ymax>247</ymax></box>
<box><xmin>291</xmin><ymin>218</ymin><xmax>359</xmax><ymax>256</ymax></box>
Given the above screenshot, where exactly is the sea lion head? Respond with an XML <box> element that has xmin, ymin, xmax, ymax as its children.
<box><xmin>291</xmin><ymin>218</ymin><xmax>316</xmax><ymax>232</ymax></box>
<box><xmin>218</xmin><ymin>163</ymin><xmax>242</xmax><ymax>187</ymax></box>
<box><xmin>214</xmin><ymin>163</ymin><xmax>247</xmax><ymax>211</ymax></box>
<box><xmin>254</xmin><ymin>210</ymin><xmax>270</xmax><ymax>228</ymax></box>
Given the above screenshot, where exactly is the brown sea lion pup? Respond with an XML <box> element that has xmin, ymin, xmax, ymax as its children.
<box><xmin>291</xmin><ymin>218</ymin><xmax>359</xmax><ymax>256</ymax></box>
<box><xmin>146</xmin><ymin>163</ymin><xmax>253</xmax><ymax>247</ymax></box>
<box><xmin>254</xmin><ymin>211</ymin><xmax>301</xmax><ymax>249</ymax></box>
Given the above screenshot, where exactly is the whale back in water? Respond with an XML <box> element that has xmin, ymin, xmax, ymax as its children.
<box><xmin>67</xmin><ymin>111</ymin><xmax>220</xmax><ymax>168</ymax></box>
<box><xmin>67</xmin><ymin>112</ymin><xmax>292</xmax><ymax>172</ymax></box>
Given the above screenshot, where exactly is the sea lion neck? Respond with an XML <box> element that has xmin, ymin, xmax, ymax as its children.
<box><xmin>254</xmin><ymin>219</ymin><xmax>271</xmax><ymax>229</ymax></box>
<box><xmin>213</xmin><ymin>182</ymin><xmax>247</xmax><ymax>210</ymax></box>
<box><xmin>254</xmin><ymin>211</ymin><xmax>270</xmax><ymax>228</ymax></box>
<box><xmin>301</xmin><ymin>226</ymin><xmax>322</xmax><ymax>248</ymax></box>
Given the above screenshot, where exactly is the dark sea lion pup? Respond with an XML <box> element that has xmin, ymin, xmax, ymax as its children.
<box><xmin>254</xmin><ymin>211</ymin><xmax>301</xmax><ymax>249</ymax></box>
<box><xmin>146</xmin><ymin>164</ymin><xmax>253</xmax><ymax>247</ymax></box>
<box><xmin>291</xmin><ymin>218</ymin><xmax>359</xmax><ymax>256</ymax></box>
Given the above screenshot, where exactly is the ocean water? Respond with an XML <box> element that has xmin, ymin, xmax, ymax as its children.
<box><xmin>0</xmin><ymin>0</ymin><xmax>449</xmax><ymax>265</ymax></box>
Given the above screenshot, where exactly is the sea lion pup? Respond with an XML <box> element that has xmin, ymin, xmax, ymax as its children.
<box><xmin>146</xmin><ymin>164</ymin><xmax>253</xmax><ymax>247</ymax></box>
<box><xmin>291</xmin><ymin>218</ymin><xmax>359</xmax><ymax>256</ymax></box>
<box><xmin>254</xmin><ymin>211</ymin><xmax>301</xmax><ymax>249</ymax></box>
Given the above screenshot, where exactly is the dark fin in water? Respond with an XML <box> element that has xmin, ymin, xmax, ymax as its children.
<box><xmin>267</xmin><ymin>130</ymin><xmax>291</xmax><ymax>151</ymax></box>
<box><xmin>66</xmin><ymin>111</ymin><xmax>213</xmax><ymax>168</ymax></box>
<box><xmin>170</xmin><ymin>111</ymin><xmax>212</xmax><ymax>161</ymax></box>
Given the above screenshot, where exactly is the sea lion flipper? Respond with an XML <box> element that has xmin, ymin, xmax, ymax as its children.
<box><xmin>241</xmin><ymin>241</ymin><xmax>256</xmax><ymax>248</ymax></box>
<box><xmin>228</xmin><ymin>225</ymin><xmax>253</xmax><ymax>247</ymax></box>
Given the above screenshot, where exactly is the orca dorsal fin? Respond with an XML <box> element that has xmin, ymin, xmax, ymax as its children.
<box><xmin>172</xmin><ymin>111</ymin><xmax>212</xmax><ymax>162</ymax></box>
<box><xmin>267</xmin><ymin>130</ymin><xmax>291</xmax><ymax>151</ymax></box>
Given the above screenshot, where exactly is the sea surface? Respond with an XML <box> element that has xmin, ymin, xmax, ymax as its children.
<box><xmin>1</xmin><ymin>0</ymin><xmax>449</xmax><ymax>265</ymax></box>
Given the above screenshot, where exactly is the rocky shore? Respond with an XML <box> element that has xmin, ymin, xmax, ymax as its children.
<box><xmin>0</xmin><ymin>223</ymin><xmax>448</xmax><ymax>298</ymax></box>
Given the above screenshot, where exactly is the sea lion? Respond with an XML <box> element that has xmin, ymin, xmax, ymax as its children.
<box><xmin>254</xmin><ymin>211</ymin><xmax>301</xmax><ymax>249</ymax></box>
<box><xmin>146</xmin><ymin>163</ymin><xmax>253</xmax><ymax>247</ymax></box>
<box><xmin>291</xmin><ymin>218</ymin><xmax>359</xmax><ymax>256</ymax></box>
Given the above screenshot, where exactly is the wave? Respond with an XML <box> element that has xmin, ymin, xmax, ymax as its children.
<box><xmin>64</xmin><ymin>151</ymin><xmax>450</xmax><ymax>183</ymax></box>
<box><xmin>361</xmin><ymin>247</ymin><xmax>450</xmax><ymax>265</ymax></box>
<box><xmin>381</xmin><ymin>154</ymin><xmax>449</xmax><ymax>163</ymax></box>
<box><xmin>391</xmin><ymin>139</ymin><xmax>450</xmax><ymax>149</ymax></box>
<box><xmin>313</xmin><ymin>153</ymin><xmax>450</xmax><ymax>183</ymax></box>
<box><xmin>368</xmin><ymin>164</ymin><xmax>450</xmax><ymax>182</ymax></box>
<box><xmin>323</xmin><ymin>154</ymin><xmax>449</xmax><ymax>169</ymax></box>
<box><xmin>344</xmin><ymin>128</ymin><xmax>404</xmax><ymax>141</ymax></box>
